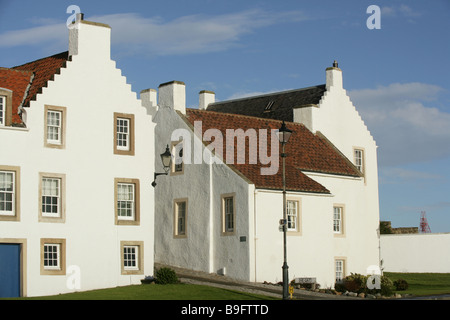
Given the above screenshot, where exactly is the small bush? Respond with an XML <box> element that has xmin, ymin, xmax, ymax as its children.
<box><xmin>155</xmin><ymin>267</ymin><xmax>179</xmax><ymax>285</ymax></box>
<box><xmin>344</xmin><ymin>273</ymin><xmax>368</xmax><ymax>294</ymax></box>
<box><xmin>337</xmin><ymin>273</ymin><xmax>395</xmax><ymax>297</ymax></box>
<box><xmin>393</xmin><ymin>279</ymin><xmax>409</xmax><ymax>291</ymax></box>
<box><xmin>380</xmin><ymin>275</ymin><xmax>394</xmax><ymax>296</ymax></box>
<box><xmin>334</xmin><ymin>281</ymin><xmax>346</xmax><ymax>293</ymax></box>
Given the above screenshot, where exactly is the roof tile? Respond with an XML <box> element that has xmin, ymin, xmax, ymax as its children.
<box><xmin>13</xmin><ymin>51</ymin><xmax>69</xmax><ymax>107</ymax></box>
<box><xmin>185</xmin><ymin>109</ymin><xmax>360</xmax><ymax>193</ymax></box>
<box><xmin>0</xmin><ymin>68</ymin><xmax>33</xmax><ymax>125</ymax></box>
<box><xmin>0</xmin><ymin>51</ymin><xmax>69</xmax><ymax>125</ymax></box>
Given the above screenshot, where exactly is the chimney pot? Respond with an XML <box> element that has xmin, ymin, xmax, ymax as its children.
<box><xmin>325</xmin><ymin>62</ymin><xmax>343</xmax><ymax>90</ymax></box>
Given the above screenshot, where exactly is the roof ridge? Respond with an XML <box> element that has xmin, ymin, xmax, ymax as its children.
<box><xmin>12</xmin><ymin>51</ymin><xmax>69</xmax><ymax>69</ymax></box>
<box><xmin>0</xmin><ymin>67</ymin><xmax>33</xmax><ymax>76</ymax></box>
<box><xmin>210</xmin><ymin>84</ymin><xmax>326</xmax><ymax>106</ymax></box>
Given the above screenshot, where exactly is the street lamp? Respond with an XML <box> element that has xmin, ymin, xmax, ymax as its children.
<box><xmin>276</xmin><ymin>121</ymin><xmax>293</xmax><ymax>300</ymax></box>
<box><xmin>152</xmin><ymin>145</ymin><xmax>172</xmax><ymax>187</ymax></box>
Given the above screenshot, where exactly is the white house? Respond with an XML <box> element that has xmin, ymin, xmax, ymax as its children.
<box><xmin>0</xmin><ymin>15</ymin><xmax>155</xmax><ymax>297</ymax></box>
<box><xmin>0</xmin><ymin>11</ymin><xmax>381</xmax><ymax>297</ymax></box>
<box><xmin>150</xmin><ymin>61</ymin><xmax>381</xmax><ymax>289</ymax></box>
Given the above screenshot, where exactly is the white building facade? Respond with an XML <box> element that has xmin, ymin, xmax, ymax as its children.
<box><xmin>0</xmin><ymin>17</ymin><xmax>155</xmax><ymax>297</ymax></box>
<box><xmin>151</xmin><ymin>62</ymin><xmax>381</xmax><ymax>289</ymax></box>
<box><xmin>1</xmin><ymin>13</ymin><xmax>381</xmax><ymax>297</ymax></box>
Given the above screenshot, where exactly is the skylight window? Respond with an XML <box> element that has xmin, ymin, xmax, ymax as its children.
<box><xmin>264</xmin><ymin>100</ymin><xmax>274</xmax><ymax>112</ymax></box>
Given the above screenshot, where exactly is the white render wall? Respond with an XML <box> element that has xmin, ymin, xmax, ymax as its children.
<box><xmin>211</xmin><ymin>164</ymin><xmax>255</xmax><ymax>281</ymax></box>
<box><xmin>153</xmin><ymin>105</ymin><xmax>213</xmax><ymax>273</ymax></box>
<box><xmin>153</xmin><ymin>104</ymin><xmax>254</xmax><ymax>281</ymax></box>
<box><xmin>254</xmin><ymin>172</ymin><xmax>380</xmax><ymax>288</ymax></box>
<box><xmin>0</xmin><ymin>21</ymin><xmax>155</xmax><ymax>297</ymax></box>
<box><xmin>380</xmin><ymin>233</ymin><xmax>450</xmax><ymax>273</ymax></box>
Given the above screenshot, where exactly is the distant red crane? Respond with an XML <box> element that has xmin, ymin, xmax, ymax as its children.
<box><xmin>420</xmin><ymin>211</ymin><xmax>431</xmax><ymax>233</ymax></box>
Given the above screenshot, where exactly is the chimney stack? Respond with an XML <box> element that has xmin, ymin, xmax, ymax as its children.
<box><xmin>158</xmin><ymin>81</ymin><xmax>186</xmax><ymax>114</ymax></box>
<box><xmin>69</xmin><ymin>14</ymin><xmax>111</xmax><ymax>60</ymax></box>
<box><xmin>199</xmin><ymin>90</ymin><xmax>215</xmax><ymax>110</ymax></box>
<box><xmin>325</xmin><ymin>60</ymin><xmax>343</xmax><ymax>90</ymax></box>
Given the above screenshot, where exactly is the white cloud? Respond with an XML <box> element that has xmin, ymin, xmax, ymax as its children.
<box><xmin>379</xmin><ymin>167</ymin><xmax>442</xmax><ymax>184</ymax></box>
<box><xmin>381</xmin><ymin>4</ymin><xmax>421</xmax><ymax>18</ymax></box>
<box><xmin>348</xmin><ymin>82</ymin><xmax>449</xmax><ymax>166</ymax></box>
<box><xmin>0</xmin><ymin>23</ymin><xmax>66</xmax><ymax>47</ymax></box>
<box><xmin>0</xmin><ymin>9</ymin><xmax>307</xmax><ymax>56</ymax></box>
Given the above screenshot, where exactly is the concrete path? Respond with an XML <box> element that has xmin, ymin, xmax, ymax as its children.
<box><xmin>155</xmin><ymin>263</ymin><xmax>357</xmax><ymax>300</ymax></box>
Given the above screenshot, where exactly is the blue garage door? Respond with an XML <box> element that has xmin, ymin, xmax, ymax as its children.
<box><xmin>0</xmin><ymin>244</ymin><xmax>21</xmax><ymax>298</ymax></box>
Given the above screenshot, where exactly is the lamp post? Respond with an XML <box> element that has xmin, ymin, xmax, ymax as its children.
<box><xmin>276</xmin><ymin>121</ymin><xmax>293</xmax><ymax>300</ymax></box>
<box><xmin>152</xmin><ymin>145</ymin><xmax>172</xmax><ymax>187</ymax></box>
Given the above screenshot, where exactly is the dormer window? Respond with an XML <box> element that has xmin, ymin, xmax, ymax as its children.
<box><xmin>0</xmin><ymin>89</ymin><xmax>13</xmax><ymax>127</ymax></box>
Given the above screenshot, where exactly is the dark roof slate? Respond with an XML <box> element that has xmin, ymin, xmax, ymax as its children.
<box><xmin>207</xmin><ymin>85</ymin><xmax>326</xmax><ymax>122</ymax></box>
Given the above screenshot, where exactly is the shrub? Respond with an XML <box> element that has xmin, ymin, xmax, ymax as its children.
<box><xmin>334</xmin><ymin>281</ymin><xmax>346</xmax><ymax>293</ymax></box>
<box><xmin>380</xmin><ymin>275</ymin><xmax>394</xmax><ymax>296</ymax></box>
<box><xmin>344</xmin><ymin>273</ymin><xmax>368</xmax><ymax>294</ymax></box>
<box><xmin>155</xmin><ymin>267</ymin><xmax>179</xmax><ymax>284</ymax></box>
<box><xmin>338</xmin><ymin>273</ymin><xmax>395</xmax><ymax>297</ymax></box>
<box><xmin>393</xmin><ymin>279</ymin><xmax>409</xmax><ymax>291</ymax></box>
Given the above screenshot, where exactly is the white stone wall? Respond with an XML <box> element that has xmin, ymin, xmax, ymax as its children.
<box><xmin>153</xmin><ymin>106</ymin><xmax>213</xmax><ymax>273</ymax></box>
<box><xmin>254</xmin><ymin>172</ymin><xmax>380</xmax><ymax>288</ymax></box>
<box><xmin>153</xmin><ymin>104</ymin><xmax>253</xmax><ymax>281</ymax></box>
<box><xmin>0</xmin><ymin>21</ymin><xmax>155</xmax><ymax>297</ymax></box>
<box><xmin>380</xmin><ymin>233</ymin><xmax>450</xmax><ymax>273</ymax></box>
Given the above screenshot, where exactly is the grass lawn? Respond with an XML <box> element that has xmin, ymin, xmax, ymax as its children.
<box><xmin>385</xmin><ymin>272</ymin><xmax>450</xmax><ymax>297</ymax></box>
<box><xmin>15</xmin><ymin>283</ymin><xmax>278</xmax><ymax>300</ymax></box>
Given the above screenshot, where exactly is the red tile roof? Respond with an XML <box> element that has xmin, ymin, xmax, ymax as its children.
<box><xmin>185</xmin><ymin>109</ymin><xmax>361</xmax><ymax>193</ymax></box>
<box><xmin>0</xmin><ymin>68</ymin><xmax>33</xmax><ymax>125</ymax></box>
<box><xmin>0</xmin><ymin>51</ymin><xmax>69</xmax><ymax>125</ymax></box>
<box><xmin>13</xmin><ymin>51</ymin><xmax>69</xmax><ymax>107</ymax></box>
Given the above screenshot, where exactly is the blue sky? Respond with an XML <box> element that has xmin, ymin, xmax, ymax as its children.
<box><xmin>1</xmin><ymin>0</ymin><xmax>449</xmax><ymax>232</ymax></box>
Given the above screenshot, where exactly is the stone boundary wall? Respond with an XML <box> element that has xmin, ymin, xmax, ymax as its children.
<box><xmin>380</xmin><ymin>233</ymin><xmax>450</xmax><ymax>273</ymax></box>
